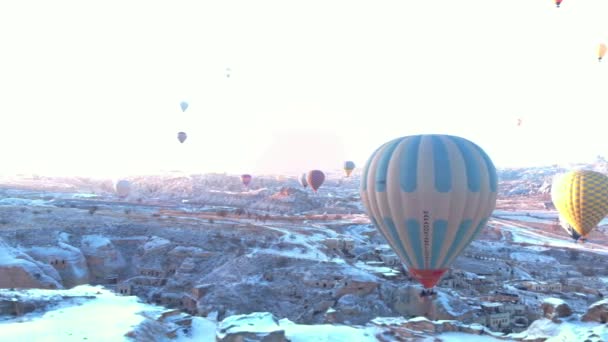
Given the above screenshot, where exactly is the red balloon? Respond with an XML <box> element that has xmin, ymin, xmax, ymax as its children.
<box><xmin>306</xmin><ymin>170</ymin><xmax>325</xmax><ymax>192</ymax></box>
<box><xmin>241</xmin><ymin>174</ymin><xmax>252</xmax><ymax>186</ymax></box>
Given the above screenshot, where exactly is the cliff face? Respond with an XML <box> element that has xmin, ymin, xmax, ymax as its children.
<box><xmin>0</xmin><ymin>240</ymin><xmax>62</xmax><ymax>289</ymax></box>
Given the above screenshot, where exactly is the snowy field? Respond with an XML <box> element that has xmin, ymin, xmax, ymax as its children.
<box><xmin>0</xmin><ymin>286</ymin><xmax>381</xmax><ymax>342</ymax></box>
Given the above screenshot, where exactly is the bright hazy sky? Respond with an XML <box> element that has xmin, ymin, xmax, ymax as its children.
<box><xmin>1</xmin><ymin>0</ymin><xmax>608</xmax><ymax>177</ymax></box>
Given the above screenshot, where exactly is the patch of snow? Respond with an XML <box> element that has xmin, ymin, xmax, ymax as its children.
<box><xmin>279</xmin><ymin>318</ymin><xmax>378</xmax><ymax>342</ymax></box>
<box><xmin>543</xmin><ymin>298</ymin><xmax>567</xmax><ymax>306</ymax></box>
<box><xmin>424</xmin><ymin>332</ymin><xmax>504</xmax><ymax>341</ymax></box>
<box><xmin>176</xmin><ymin>317</ymin><xmax>216</xmax><ymax>341</ymax></box>
<box><xmin>81</xmin><ymin>235</ymin><xmax>112</xmax><ymax>250</ymax></box>
<box><xmin>370</xmin><ymin>317</ymin><xmax>408</xmax><ymax>326</ymax></box>
<box><xmin>496</xmin><ymin>215</ymin><xmax>552</xmax><ymax>224</ymax></box>
<box><xmin>216</xmin><ymin>312</ymin><xmax>279</xmax><ymax>339</ymax></box>
<box><xmin>409</xmin><ymin>316</ymin><xmax>431</xmax><ymax>322</ymax></box>
<box><xmin>588</xmin><ymin>299</ymin><xmax>608</xmax><ymax>309</ymax></box>
<box><xmin>512</xmin><ymin>318</ymin><xmax>608</xmax><ymax>342</ymax></box>
<box><xmin>0</xmin><ymin>198</ymin><xmax>51</xmax><ymax>207</ymax></box>
<box><xmin>504</xmin><ymin>224</ymin><xmax>608</xmax><ymax>255</ymax></box>
<box><xmin>0</xmin><ymin>285</ymin><xmax>166</xmax><ymax>341</ymax></box>
<box><xmin>143</xmin><ymin>236</ymin><xmax>172</xmax><ymax>252</ymax></box>
<box><xmin>523</xmin><ymin>246</ymin><xmax>551</xmax><ymax>252</ymax></box>
<box><xmin>71</xmin><ymin>193</ymin><xmax>98</xmax><ymax>198</ymax></box>
<box><xmin>510</xmin><ymin>252</ymin><xmax>557</xmax><ymax>264</ymax></box>
<box><xmin>436</xmin><ymin>291</ymin><xmax>474</xmax><ymax>317</ymax></box>
<box><xmin>354</xmin><ymin>261</ymin><xmax>400</xmax><ymax>276</ymax></box>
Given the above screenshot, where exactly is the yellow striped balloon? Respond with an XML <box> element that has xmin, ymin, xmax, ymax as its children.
<box><xmin>360</xmin><ymin>134</ymin><xmax>498</xmax><ymax>288</ymax></box>
<box><xmin>551</xmin><ymin>170</ymin><xmax>608</xmax><ymax>239</ymax></box>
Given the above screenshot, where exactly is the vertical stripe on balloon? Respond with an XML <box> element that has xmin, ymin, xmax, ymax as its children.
<box><xmin>376</xmin><ymin>139</ymin><xmax>402</xmax><ymax>192</ymax></box>
<box><xmin>431</xmin><ymin>135</ymin><xmax>451</xmax><ymax>193</ymax></box>
<box><xmin>399</xmin><ymin>135</ymin><xmax>421</xmax><ymax>193</ymax></box>
<box><xmin>406</xmin><ymin>219</ymin><xmax>424</xmax><ymax>268</ymax></box>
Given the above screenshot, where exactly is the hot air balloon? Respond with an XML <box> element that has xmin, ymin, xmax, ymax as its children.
<box><xmin>241</xmin><ymin>174</ymin><xmax>252</xmax><ymax>187</ymax></box>
<box><xmin>344</xmin><ymin>161</ymin><xmax>356</xmax><ymax>177</ymax></box>
<box><xmin>299</xmin><ymin>173</ymin><xmax>308</xmax><ymax>188</ymax></box>
<box><xmin>557</xmin><ymin>213</ymin><xmax>583</xmax><ymax>241</ymax></box>
<box><xmin>360</xmin><ymin>134</ymin><xmax>498</xmax><ymax>290</ymax></box>
<box><xmin>599</xmin><ymin>43</ymin><xmax>607</xmax><ymax>61</ymax></box>
<box><xmin>115</xmin><ymin>180</ymin><xmax>131</xmax><ymax>198</ymax></box>
<box><xmin>307</xmin><ymin>170</ymin><xmax>325</xmax><ymax>192</ymax></box>
<box><xmin>180</xmin><ymin>101</ymin><xmax>189</xmax><ymax>112</ymax></box>
<box><xmin>177</xmin><ymin>132</ymin><xmax>187</xmax><ymax>143</ymax></box>
<box><xmin>551</xmin><ymin>170</ymin><xmax>608</xmax><ymax>241</ymax></box>
<box><xmin>555</xmin><ymin>0</ymin><xmax>562</xmax><ymax>7</ymax></box>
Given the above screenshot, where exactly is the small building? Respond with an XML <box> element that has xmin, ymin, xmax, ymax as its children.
<box><xmin>181</xmin><ymin>294</ymin><xmax>197</xmax><ymax>314</ymax></box>
<box><xmin>379</xmin><ymin>253</ymin><xmax>400</xmax><ymax>266</ymax></box>
<box><xmin>177</xmin><ymin>258</ymin><xmax>197</xmax><ymax>273</ymax></box>
<box><xmin>117</xmin><ymin>282</ymin><xmax>132</xmax><ymax>296</ymax></box>
<box><xmin>481</xmin><ymin>302</ymin><xmax>504</xmax><ymax>314</ymax></box>
<box><xmin>160</xmin><ymin>292</ymin><xmax>183</xmax><ymax>307</ymax></box>
<box><xmin>139</xmin><ymin>267</ymin><xmax>167</xmax><ymax>278</ymax></box>
<box><xmin>521</xmin><ymin>281</ymin><xmax>562</xmax><ymax>293</ymax></box>
<box><xmin>487</xmin><ymin>312</ymin><xmax>511</xmax><ymax>331</ymax></box>
<box><xmin>321</xmin><ymin>237</ymin><xmax>355</xmax><ymax>253</ymax></box>
<box><xmin>503</xmin><ymin>303</ymin><xmax>526</xmax><ymax>316</ymax></box>
<box><xmin>191</xmin><ymin>284</ymin><xmax>212</xmax><ymax>299</ymax></box>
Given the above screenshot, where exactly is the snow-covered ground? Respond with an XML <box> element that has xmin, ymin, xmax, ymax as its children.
<box><xmin>0</xmin><ymin>286</ymin><xmax>383</xmax><ymax>342</ymax></box>
<box><xmin>510</xmin><ymin>252</ymin><xmax>557</xmax><ymax>264</ymax></box>
<box><xmin>493</xmin><ymin>209</ymin><xmax>608</xmax><ymax>226</ymax></box>
<box><xmin>0</xmin><ymin>285</ymin><xmax>166</xmax><ymax>341</ymax></box>
<box><xmin>421</xmin><ymin>332</ymin><xmax>503</xmax><ymax>341</ymax></box>
<box><xmin>510</xmin><ymin>318</ymin><xmax>608</xmax><ymax>342</ymax></box>
<box><xmin>491</xmin><ymin>218</ymin><xmax>608</xmax><ymax>255</ymax></box>
<box><xmin>0</xmin><ymin>198</ymin><xmax>52</xmax><ymax>207</ymax></box>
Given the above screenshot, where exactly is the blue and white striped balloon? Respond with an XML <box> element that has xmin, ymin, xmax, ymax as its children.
<box><xmin>360</xmin><ymin>134</ymin><xmax>498</xmax><ymax>288</ymax></box>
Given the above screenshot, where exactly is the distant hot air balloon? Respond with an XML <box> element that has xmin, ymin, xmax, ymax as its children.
<box><xmin>599</xmin><ymin>43</ymin><xmax>607</xmax><ymax>61</ymax></box>
<box><xmin>360</xmin><ymin>134</ymin><xmax>498</xmax><ymax>290</ymax></box>
<box><xmin>307</xmin><ymin>170</ymin><xmax>325</xmax><ymax>192</ymax></box>
<box><xmin>180</xmin><ymin>101</ymin><xmax>189</xmax><ymax>112</ymax></box>
<box><xmin>241</xmin><ymin>174</ymin><xmax>252</xmax><ymax>187</ymax></box>
<box><xmin>344</xmin><ymin>161</ymin><xmax>356</xmax><ymax>177</ymax></box>
<box><xmin>115</xmin><ymin>180</ymin><xmax>131</xmax><ymax>198</ymax></box>
<box><xmin>551</xmin><ymin>170</ymin><xmax>608</xmax><ymax>241</ymax></box>
<box><xmin>177</xmin><ymin>132</ymin><xmax>187</xmax><ymax>143</ymax></box>
<box><xmin>555</xmin><ymin>0</ymin><xmax>562</xmax><ymax>7</ymax></box>
<box><xmin>299</xmin><ymin>173</ymin><xmax>308</xmax><ymax>188</ymax></box>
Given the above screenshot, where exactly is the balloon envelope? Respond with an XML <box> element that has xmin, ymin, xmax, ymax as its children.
<box><xmin>180</xmin><ymin>101</ymin><xmax>189</xmax><ymax>112</ymax></box>
<box><xmin>307</xmin><ymin>170</ymin><xmax>325</xmax><ymax>192</ymax></box>
<box><xmin>551</xmin><ymin>169</ymin><xmax>608</xmax><ymax>239</ymax></box>
<box><xmin>115</xmin><ymin>180</ymin><xmax>131</xmax><ymax>198</ymax></box>
<box><xmin>599</xmin><ymin>43</ymin><xmax>607</xmax><ymax>60</ymax></box>
<box><xmin>241</xmin><ymin>174</ymin><xmax>252</xmax><ymax>186</ymax></box>
<box><xmin>177</xmin><ymin>132</ymin><xmax>187</xmax><ymax>143</ymax></box>
<box><xmin>360</xmin><ymin>134</ymin><xmax>498</xmax><ymax>288</ymax></box>
<box><xmin>299</xmin><ymin>173</ymin><xmax>308</xmax><ymax>188</ymax></box>
<box><xmin>344</xmin><ymin>161</ymin><xmax>356</xmax><ymax>177</ymax></box>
